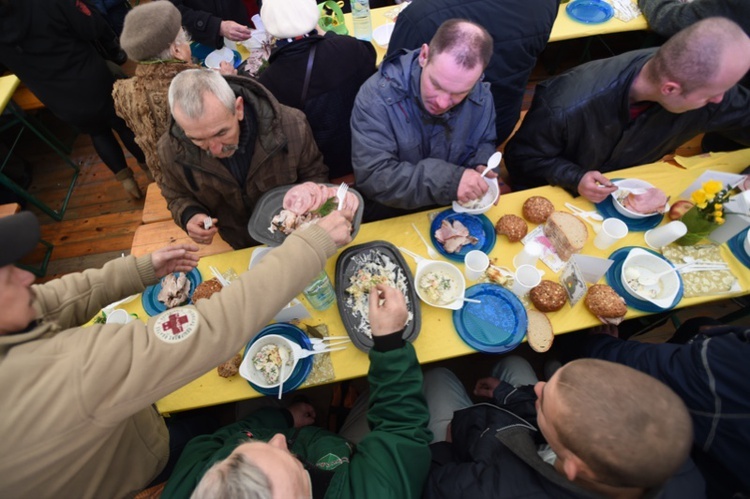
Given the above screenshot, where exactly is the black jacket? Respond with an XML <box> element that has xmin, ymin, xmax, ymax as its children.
<box><xmin>170</xmin><ymin>0</ymin><xmax>249</xmax><ymax>49</ymax></box>
<box><xmin>425</xmin><ymin>381</ymin><xmax>705</xmax><ymax>499</ymax></box>
<box><xmin>505</xmin><ymin>48</ymin><xmax>750</xmax><ymax>194</ymax></box>
<box><xmin>258</xmin><ymin>32</ymin><xmax>376</xmax><ymax>180</ymax></box>
<box><xmin>386</xmin><ymin>0</ymin><xmax>558</xmax><ymax>144</ymax></box>
<box><xmin>0</xmin><ymin>0</ymin><xmax>118</xmax><ymax>130</ymax></box>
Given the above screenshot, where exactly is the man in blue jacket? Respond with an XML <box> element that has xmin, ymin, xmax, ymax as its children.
<box><xmin>505</xmin><ymin>17</ymin><xmax>750</xmax><ymax>203</ymax></box>
<box><xmin>351</xmin><ymin>19</ymin><xmax>498</xmax><ymax>220</ymax></box>
<box><xmin>584</xmin><ymin>320</ymin><xmax>750</xmax><ymax>497</ymax></box>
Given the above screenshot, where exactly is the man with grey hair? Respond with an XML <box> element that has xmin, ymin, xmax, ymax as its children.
<box><xmin>505</xmin><ymin>17</ymin><xmax>750</xmax><ymax>203</ymax></box>
<box><xmin>158</xmin><ymin>68</ymin><xmax>328</xmax><ymax>248</ymax></box>
<box><xmin>160</xmin><ymin>284</ymin><xmax>432</xmax><ymax>499</ymax></box>
<box><xmin>351</xmin><ymin>19</ymin><xmax>498</xmax><ymax>220</ymax></box>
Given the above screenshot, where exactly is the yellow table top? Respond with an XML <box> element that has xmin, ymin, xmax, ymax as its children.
<box><xmin>345</xmin><ymin>1</ymin><xmax>648</xmax><ymax>66</ymax></box>
<box><xmin>0</xmin><ymin>74</ymin><xmax>21</xmax><ymax>114</ymax></box>
<box><xmin>136</xmin><ymin>148</ymin><xmax>750</xmax><ymax>414</ymax></box>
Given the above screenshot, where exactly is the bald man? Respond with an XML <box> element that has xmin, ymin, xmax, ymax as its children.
<box><xmin>423</xmin><ymin>357</ymin><xmax>704</xmax><ymax>498</ymax></box>
<box><xmin>505</xmin><ymin>17</ymin><xmax>750</xmax><ymax>203</ymax></box>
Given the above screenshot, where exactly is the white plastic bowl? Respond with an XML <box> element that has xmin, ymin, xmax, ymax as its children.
<box><xmin>611</xmin><ymin>179</ymin><xmax>669</xmax><ymax>219</ymax></box>
<box><xmin>239</xmin><ymin>334</ymin><xmax>298</xmax><ymax>389</ymax></box>
<box><xmin>414</xmin><ymin>260</ymin><xmax>466</xmax><ymax>310</ymax></box>
<box><xmin>452</xmin><ymin>177</ymin><xmax>500</xmax><ymax>215</ymax></box>
<box><xmin>621</xmin><ymin>248</ymin><xmax>679</xmax><ymax>309</ymax></box>
<box><xmin>205</xmin><ymin>47</ymin><xmax>234</xmax><ymax>69</ymax></box>
<box><xmin>372</xmin><ymin>23</ymin><xmax>395</xmax><ymax>48</ymax></box>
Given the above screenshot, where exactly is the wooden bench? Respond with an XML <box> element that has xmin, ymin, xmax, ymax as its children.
<box><xmin>142</xmin><ymin>183</ymin><xmax>172</xmax><ymax>224</ymax></box>
<box><xmin>131</xmin><ymin>219</ymin><xmax>232</xmax><ymax>258</ymax></box>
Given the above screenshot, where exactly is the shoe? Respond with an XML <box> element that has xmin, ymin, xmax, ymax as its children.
<box><xmin>137</xmin><ymin>162</ymin><xmax>155</xmax><ymax>183</ymax></box>
<box><xmin>115</xmin><ymin>169</ymin><xmax>142</xmax><ymax>199</ymax></box>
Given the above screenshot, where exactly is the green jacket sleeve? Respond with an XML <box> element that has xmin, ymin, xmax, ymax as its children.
<box><xmin>335</xmin><ymin>342</ymin><xmax>433</xmax><ymax>498</ymax></box>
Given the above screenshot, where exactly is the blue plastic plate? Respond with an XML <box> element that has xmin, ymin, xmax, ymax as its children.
<box><xmin>430</xmin><ymin>209</ymin><xmax>497</xmax><ymax>262</ymax></box>
<box><xmin>244</xmin><ymin>323</ymin><xmax>314</xmax><ymax>396</ymax></box>
<box><xmin>566</xmin><ymin>0</ymin><xmax>614</xmax><ymax>24</ymax></box>
<box><xmin>452</xmin><ymin>284</ymin><xmax>528</xmax><ymax>353</ymax></box>
<box><xmin>605</xmin><ymin>247</ymin><xmax>684</xmax><ymax>312</ymax></box>
<box><xmin>727</xmin><ymin>226</ymin><xmax>750</xmax><ymax>270</ymax></box>
<box><xmin>595</xmin><ymin>181</ymin><xmax>664</xmax><ymax>232</ymax></box>
<box><xmin>142</xmin><ymin>268</ymin><xmax>203</xmax><ymax>316</ymax></box>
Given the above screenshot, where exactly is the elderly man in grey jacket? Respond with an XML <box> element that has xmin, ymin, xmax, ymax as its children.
<box><xmin>351</xmin><ymin>19</ymin><xmax>497</xmax><ymax>221</ymax></box>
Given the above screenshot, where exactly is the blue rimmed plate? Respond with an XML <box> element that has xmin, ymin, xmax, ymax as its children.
<box><xmin>142</xmin><ymin>268</ymin><xmax>203</xmax><ymax>316</ymax></box>
<box><xmin>727</xmin><ymin>226</ymin><xmax>750</xmax><ymax>270</ymax></box>
<box><xmin>605</xmin><ymin>247</ymin><xmax>684</xmax><ymax>312</ymax></box>
<box><xmin>596</xmin><ymin>191</ymin><xmax>664</xmax><ymax>232</ymax></box>
<box><xmin>244</xmin><ymin>323</ymin><xmax>313</xmax><ymax>396</ymax></box>
<box><xmin>452</xmin><ymin>284</ymin><xmax>528</xmax><ymax>353</ymax></box>
<box><xmin>566</xmin><ymin>0</ymin><xmax>614</xmax><ymax>24</ymax></box>
<box><xmin>430</xmin><ymin>209</ymin><xmax>497</xmax><ymax>262</ymax></box>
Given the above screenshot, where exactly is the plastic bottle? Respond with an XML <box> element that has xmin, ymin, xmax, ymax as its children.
<box><xmin>303</xmin><ymin>271</ymin><xmax>337</xmax><ymax>311</ymax></box>
<box><xmin>351</xmin><ymin>0</ymin><xmax>372</xmax><ymax>41</ymax></box>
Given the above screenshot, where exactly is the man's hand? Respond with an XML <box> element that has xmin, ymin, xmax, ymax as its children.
<box><xmin>473</xmin><ymin>377</ymin><xmax>501</xmax><ymax>398</ymax></box>
<box><xmin>186</xmin><ymin>213</ymin><xmax>219</xmax><ymax>245</ymax></box>
<box><xmin>217</xmin><ymin>61</ymin><xmax>238</xmax><ymax>75</ymax></box>
<box><xmin>316</xmin><ymin>209</ymin><xmax>354</xmax><ymax>247</ymax></box>
<box><xmin>151</xmin><ymin>244</ymin><xmax>200</xmax><ymax>278</ymax></box>
<box><xmin>578</xmin><ymin>171</ymin><xmax>617</xmax><ymax>203</ymax></box>
<box><xmin>220</xmin><ymin>20</ymin><xmax>252</xmax><ymax>41</ymax></box>
<box><xmin>288</xmin><ymin>401</ymin><xmax>316</xmax><ymax>428</ymax></box>
<box><xmin>457</xmin><ymin>168</ymin><xmax>489</xmax><ymax>204</ymax></box>
<box><xmin>475</xmin><ymin>164</ymin><xmax>498</xmax><ymax>179</ymax></box>
<box><xmin>369</xmin><ymin>284</ymin><xmax>408</xmax><ymax>337</ymax></box>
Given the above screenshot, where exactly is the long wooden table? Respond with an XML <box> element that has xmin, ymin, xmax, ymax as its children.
<box><xmin>348</xmin><ymin>1</ymin><xmax>648</xmax><ymax>65</ymax></box>
<box><xmin>107</xmin><ymin>149</ymin><xmax>750</xmax><ymax>414</ymax></box>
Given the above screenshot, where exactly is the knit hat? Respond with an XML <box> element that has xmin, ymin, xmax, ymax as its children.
<box><xmin>261</xmin><ymin>0</ymin><xmax>320</xmax><ymax>39</ymax></box>
<box><xmin>0</xmin><ymin>212</ymin><xmax>39</xmax><ymax>267</ymax></box>
<box><xmin>120</xmin><ymin>1</ymin><xmax>183</xmax><ymax>62</ymax></box>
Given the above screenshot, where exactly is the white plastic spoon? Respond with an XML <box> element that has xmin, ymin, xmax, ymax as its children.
<box><xmin>637</xmin><ymin>263</ymin><xmax>693</xmax><ymax>286</ymax></box>
<box><xmin>277</xmin><ymin>347</ymin><xmax>289</xmax><ymax>400</ymax></box>
<box><xmin>482</xmin><ymin>152</ymin><xmax>502</xmax><ymax>178</ymax></box>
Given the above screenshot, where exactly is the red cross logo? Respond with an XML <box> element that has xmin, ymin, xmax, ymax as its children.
<box><xmin>162</xmin><ymin>313</ymin><xmax>190</xmax><ymax>335</ymax></box>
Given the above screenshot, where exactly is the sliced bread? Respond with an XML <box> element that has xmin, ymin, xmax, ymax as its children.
<box><xmin>543</xmin><ymin>211</ymin><xmax>588</xmax><ymax>261</ymax></box>
<box><xmin>526</xmin><ymin>310</ymin><xmax>554</xmax><ymax>353</ymax></box>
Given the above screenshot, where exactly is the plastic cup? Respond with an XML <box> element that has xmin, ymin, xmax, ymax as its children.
<box><xmin>644</xmin><ymin>221</ymin><xmax>688</xmax><ymax>249</ymax></box>
<box><xmin>511</xmin><ymin>264</ymin><xmax>544</xmax><ymax>297</ymax></box>
<box><xmin>106</xmin><ymin>309</ymin><xmax>132</xmax><ymax>325</ymax></box>
<box><xmin>464</xmin><ymin>250</ymin><xmax>490</xmax><ymax>281</ymax></box>
<box><xmin>594</xmin><ymin>218</ymin><xmax>629</xmax><ymax>250</ymax></box>
<box><xmin>513</xmin><ymin>241</ymin><xmax>543</xmax><ymax>268</ymax></box>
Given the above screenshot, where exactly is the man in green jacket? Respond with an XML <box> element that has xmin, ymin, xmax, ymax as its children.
<box><xmin>162</xmin><ymin>284</ymin><xmax>433</xmax><ymax>498</ymax></box>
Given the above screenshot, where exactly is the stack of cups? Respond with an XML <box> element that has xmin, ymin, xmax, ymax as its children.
<box><xmin>513</xmin><ymin>241</ymin><xmax>543</xmax><ymax>268</ymax></box>
<box><xmin>644</xmin><ymin>221</ymin><xmax>687</xmax><ymax>249</ymax></box>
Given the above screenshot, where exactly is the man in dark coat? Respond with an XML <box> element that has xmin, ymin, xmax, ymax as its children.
<box><xmin>505</xmin><ymin>17</ymin><xmax>750</xmax><ymax>202</ymax></box>
<box><xmin>257</xmin><ymin>0</ymin><xmax>376</xmax><ymax>180</ymax></box>
<box><xmin>170</xmin><ymin>0</ymin><xmax>253</xmax><ymax>49</ymax></box>
<box><xmin>386</xmin><ymin>0</ymin><xmax>557</xmax><ymax>145</ymax></box>
<box><xmin>423</xmin><ymin>357</ymin><xmax>704</xmax><ymax>498</ymax></box>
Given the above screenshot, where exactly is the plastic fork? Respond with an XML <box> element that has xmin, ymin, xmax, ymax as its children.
<box><xmin>411</xmin><ymin>223</ymin><xmax>440</xmax><ymax>259</ymax></box>
<box><xmin>564</xmin><ymin>202</ymin><xmax>604</xmax><ymax>221</ymax></box>
<box><xmin>336</xmin><ymin>183</ymin><xmax>349</xmax><ymax>210</ymax></box>
<box><xmin>311</xmin><ymin>340</ymin><xmax>350</xmax><ymax>351</ymax></box>
<box><xmin>294</xmin><ymin>344</ymin><xmax>347</xmax><ymax>359</ymax></box>
<box><xmin>309</xmin><ymin>335</ymin><xmax>349</xmax><ymax>347</ymax></box>
<box><xmin>209</xmin><ymin>265</ymin><xmax>231</xmax><ymax>287</ymax></box>
<box><xmin>398</xmin><ymin>246</ymin><xmax>426</xmax><ymax>263</ymax></box>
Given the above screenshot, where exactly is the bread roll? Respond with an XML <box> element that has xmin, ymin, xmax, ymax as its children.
<box><xmin>529</xmin><ymin>280</ymin><xmax>567</xmax><ymax>312</ymax></box>
<box><xmin>584</xmin><ymin>284</ymin><xmax>627</xmax><ymax>325</ymax></box>
<box><xmin>526</xmin><ymin>310</ymin><xmax>554</xmax><ymax>353</ymax></box>
<box><xmin>543</xmin><ymin>212</ymin><xmax>588</xmax><ymax>261</ymax></box>
<box><xmin>495</xmin><ymin>214</ymin><xmax>528</xmax><ymax>242</ymax></box>
<box><xmin>522</xmin><ymin>196</ymin><xmax>555</xmax><ymax>224</ymax></box>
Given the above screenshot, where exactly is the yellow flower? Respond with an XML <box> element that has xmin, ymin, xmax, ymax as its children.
<box><xmin>715</xmin><ymin>203</ymin><xmax>723</xmax><ymax>210</ymax></box>
<box><xmin>691</xmin><ymin>189</ymin><xmax>708</xmax><ymax>205</ymax></box>
<box><xmin>714</xmin><ymin>209</ymin><xmax>723</xmax><ymax>218</ymax></box>
<box><xmin>716</xmin><ymin>217</ymin><xmax>725</xmax><ymax>225</ymax></box>
<box><xmin>698</xmin><ymin>202</ymin><xmax>708</xmax><ymax>210</ymax></box>
<box><xmin>703</xmin><ymin>180</ymin><xmax>723</xmax><ymax>196</ymax></box>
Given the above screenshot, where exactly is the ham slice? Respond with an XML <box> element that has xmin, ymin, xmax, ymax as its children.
<box><xmin>283</xmin><ymin>182</ymin><xmax>322</xmax><ymax>215</ymax></box>
<box><xmin>623</xmin><ymin>188</ymin><xmax>668</xmax><ymax>214</ymax></box>
<box><xmin>434</xmin><ymin>220</ymin><xmax>478</xmax><ymax>253</ymax></box>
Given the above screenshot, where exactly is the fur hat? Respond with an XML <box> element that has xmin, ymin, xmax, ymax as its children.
<box><xmin>120</xmin><ymin>2</ymin><xmax>182</xmax><ymax>62</ymax></box>
<box><xmin>261</xmin><ymin>0</ymin><xmax>320</xmax><ymax>39</ymax></box>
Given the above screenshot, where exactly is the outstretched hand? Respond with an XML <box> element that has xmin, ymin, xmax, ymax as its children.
<box><xmin>473</xmin><ymin>377</ymin><xmax>501</xmax><ymax>398</ymax></box>
<box><xmin>288</xmin><ymin>401</ymin><xmax>316</xmax><ymax>428</ymax></box>
<box><xmin>151</xmin><ymin>244</ymin><xmax>200</xmax><ymax>278</ymax></box>
<box><xmin>578</xmin><ymin>171</ymin><xmax>617</xmax><ymax>203</ymax></box>
<box><xmin>369</xmin><ymin>284</ymin><xmax>408</xmax><ymax>337</ymax></box>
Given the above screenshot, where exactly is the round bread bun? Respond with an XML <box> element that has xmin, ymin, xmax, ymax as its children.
<box><xmin>529</xmin><ymin>280</ymin><xmax>567</xmax><ymax>312</ymax></box>
<box><xmin>192</xmin><ymin>278</ymin><xmax>223</xmax><ymax>302</ymax></box>
<box><xmin>522</xmin><ymin>196</ymin><xmax>555</xmax><ymax>224</ymax></box>
<box><xmin>495</xmin><ymin>214</ymin><xmax>528</xmax><ymax>242</ymax></box>
<box><xmin>526</xmin><ymin>310</ymin><xmax>554</xmax><ymax>353</ymax></box>
<box><xmin>584</xmin><ymin>284</ymin><xmax>627</xmax><ymax>324</ymax></box>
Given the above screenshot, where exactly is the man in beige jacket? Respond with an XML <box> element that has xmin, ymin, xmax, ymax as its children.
<box><xmin>0</xmin><ymin>209</ymin><xmax>352</xmax><ymax>498</ymax></box>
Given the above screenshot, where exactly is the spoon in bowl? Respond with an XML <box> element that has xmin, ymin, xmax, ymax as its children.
<box><xmin>481</xmin><ymin>152</ymin><xmax>502</xmax><ymax>178</ymax></box>
<box><xmin>637</xmin><ymin>263</ymin><xmax>692</xmax><ymax>286</ymax></box>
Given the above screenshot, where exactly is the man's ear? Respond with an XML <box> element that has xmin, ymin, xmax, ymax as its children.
<box><xmin>235</xmin><ymin>96</ymin><xmax>244</xmax><ymax>121</ymax></box>
<box><xmin>661</xmin><ymin>81</ymin><xmax>681</xmax><ymax>96</ymax></box>
<box><xmin>418</xmin><ymin>44</ymin><xmax>429</xmax><ymax>68</ymax></box>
